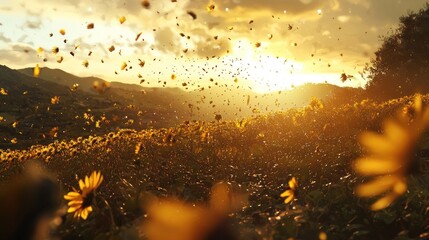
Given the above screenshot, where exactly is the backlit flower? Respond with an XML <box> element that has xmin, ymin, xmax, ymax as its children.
<box><xmin>64</xmin><ymin>171</ymin><xmax>103</xmax><ymax>220</ymax></box>
<box><xmin>280</xmin><ymin>177</ymin><xmax>298</xmax><ymax>204</ymax></box>
<box><xmin>354</xmin><ymin>95</ymin><xmax>429</xmax><ymax>210</ymax></box>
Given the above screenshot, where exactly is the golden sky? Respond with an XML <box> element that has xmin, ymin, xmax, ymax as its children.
<box><xmin>0</xmin><ymin>0</ymin><xmax>427</xmax><ymax>93</ymax></box>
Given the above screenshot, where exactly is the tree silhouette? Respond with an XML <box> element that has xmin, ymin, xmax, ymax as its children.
<box><xmin>366</xmin><ymin>4</ymin><xmax>429</xmax><ymax>100</ymax></box>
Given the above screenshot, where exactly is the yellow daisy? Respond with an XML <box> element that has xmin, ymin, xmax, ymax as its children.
<box><xmin>354</xmin><ymin>95</ymin><xmax>429</xmax><ymax>210</ymax></box>
<box><xmin>280</xmin><ymin>177</ymin><xmax>298</xmax><ymax>204</ymax></box>
<box><xmin>64</xmin><ymin>171</ymin><xmax>103</xmax><ymax>220</ymax></box>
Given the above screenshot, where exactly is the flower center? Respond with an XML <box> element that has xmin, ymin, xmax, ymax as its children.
<box><xmin>82</xmin><ymin>191</ymin><xmax>94</xmax><ymax>208</ymax></box>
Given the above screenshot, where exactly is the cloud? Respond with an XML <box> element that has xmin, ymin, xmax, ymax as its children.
<box><xmin>25</xmin><ymin>19</ymin><xmax>42</xmax><ymax>29</ymax></box>
<box><xmin>0</xmin><ymin>43</ymin><xmax>40</xmax><ymax>66</ymax></box>
<box><xmin>189</xmin><ymin>0</ymin><xmax>326</xmax><ymax>15</ymax></box>
<box><xmin>1</xmin><ymin>0</ymin><xmax>428</xmax><ymax>89</ymax></box>
<box><xmin>0</xmin><ymin>33</ymin><xmax>11</xmax><ymax>43</ymax></box>
<box><xmin>194</xmin><ymin>35</ymin><xmax>231</xmax><ymax>58</ymax></box>
<box><xmin>153</xmin><ymin>27</ymin><xmax>182</xmax><ymax>54</ymax></box>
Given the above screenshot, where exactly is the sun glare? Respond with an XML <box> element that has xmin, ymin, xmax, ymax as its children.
<box><xmin>226</xmin><ymin>40</ymin><xmax>308</xmax><ymax>93</ymax></box>
<box><xmin>223</xmin><ymin>39</ymin><xmax>367</xmax><ymax>93</ymax></box>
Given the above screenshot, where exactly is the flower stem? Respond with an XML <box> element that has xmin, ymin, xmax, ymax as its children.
<box><xmin>97</xmin><ymin>195</ymin><xmax>117</xmax><ymax>232</ymax></box>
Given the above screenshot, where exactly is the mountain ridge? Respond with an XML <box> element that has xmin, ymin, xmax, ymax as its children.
<box><xmin>1</xmin><ymin>64</ymin><xmax>364</xmax><ymax>149</ymax></box>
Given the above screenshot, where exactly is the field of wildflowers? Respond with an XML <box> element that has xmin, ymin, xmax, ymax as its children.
<box><xmin>1</xmin><ymin>94</ymin><xmax>429</xmax><ymax>239</ymax></box>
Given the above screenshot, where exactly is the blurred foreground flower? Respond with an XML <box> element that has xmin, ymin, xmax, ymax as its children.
<box><xmin>64</xmin><ymin>171</ymin><xmax>103</xmax><ymax>220</ymax></box>
<box><xmin>143</xmin><ymin>199</ymin><xmax>212</xmax><ymax>240</ymax></box>
<box><xmin>354</xmin><ymin>95</ymin><xmax>429</xmax><ymax>210</ymax></box>
<box><xmin>0</xmin><ymin>162</ymin><xmax>61</xmax><ymax>240</ymax></box>
<box><xmin>280</xmin><ymin>177</ymin><xmax>298</xmax><ymax>204</ymax></box>
<box><xmin>141</xmin><ymin>182</ymin><xmax>246</xmax><ymax>240</ymax></box>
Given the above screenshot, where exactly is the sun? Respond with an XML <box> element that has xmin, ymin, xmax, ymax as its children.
<box><xmin>222</xmin><ymin>39</ymin><xmax>368</xmax><ymax>93</ymax></box>
<box><xmin>223</xmin><ymin>39</ymin><xmax>306</xmax><ymax>93</ymax></box>
<box><xmin>246</xmin><ymin>55</ymin><xmax>305</xmax><ymax>93</ymax></box>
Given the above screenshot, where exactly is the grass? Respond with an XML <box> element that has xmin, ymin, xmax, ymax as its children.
<box><xmin>1</xmin><ymin>94</ymin><xmax>429</xmax><ymax>239</ymax></box>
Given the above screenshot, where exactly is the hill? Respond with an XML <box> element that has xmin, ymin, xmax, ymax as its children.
<box><xmin>18</xmin><ymin>67</ymin><xmax>192</xmax><ymax>118</ymax></box>
<box><xmin>19</xmin><ymin>67</ymin><xmax>106</xmax><ymax>93</ymax></box>
<box><xmin>0</xmin><ymin>65</ymin><xmax>192</xmax><ymax>149</ymax></box>
<box><xmin>1</xmin><ymin>65</ymin><xmax>364</xmax><ymax>149</ymax></box>
<box><xmin>18</xmin><ymin>67</ymin><xmax>364</xmax><ymax>118</ymax></box>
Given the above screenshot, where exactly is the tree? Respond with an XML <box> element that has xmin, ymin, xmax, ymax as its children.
<box><xmin>366</xmin><ymin>4</ymin><xmax>429</xmax><ymax>100</ymax></box>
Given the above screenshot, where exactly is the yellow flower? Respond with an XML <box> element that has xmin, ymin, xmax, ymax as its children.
<box><xmin>142</xmin><ymin>181</ymin><xmax>246</xmax><ymax>240</ymax></box>
<box><xmin>0</xmin><ymin>88</ymin><xmax>8</xmax><ymax>95</ymax></box>
<box><xmin>64</xmin><ymin>171</ymin><xmax>103</xmax><ymax>220</ymax></box>
<box><xmin>319</xmin><ymin>231</ymin><xmax>328</xmax><ymax>240</ymax></box>
<box><xmin>354</xmin><ymin>95</ymin><xmax>429</xmax><ymax>211</ymax></box>
<box><xmin>51</xmin><ymin>96</ymin><xmax>60</xmax><ymax>105</ymax></box>
<box><xmin>280</xmin><ymin>177</ymin><xmax>298</xmax><ymax>204</ymax></box>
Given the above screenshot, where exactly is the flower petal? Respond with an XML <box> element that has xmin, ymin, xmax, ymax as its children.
<box><xmin>95</xmin><ymin>171</ymin><xmax>102</xmax><ymax>189</ymax></box>
<box><xmin>370</xmin><ymin>192</ymin><xmax>399</xmax><ymax>211</ymax></box>
<box><xmin>79</xmin><ymin>180</ymin><xmax>85</xmax><ymax>191</ymax></box>
<box><xmin>68</xmin><ymin>200</ymin><xmax>83</xmax><ymax>206</ymax></box>
<box><xmin>85</xmin><ymin>176</ymin><xmax>90</xmax><ymax>188</ymax></box>
<box><xmin>89</xmin><ymin>172</ymin><xmax>95</xmax><ymax>189</ymax></box>
<box><xmin>93</xmin><ymin>171</ymin><xmax>99</xmax><ymax>188</ymax></box>
<box><xmin>95</xmin><ymin>174</ymin><xmax>103</xmax><ymax>189</ymax></box>
<box><xmin>86</xmin><ymin>206</ymin><xmax>93</xmax><ymax>213</ymax></box>
<box><xmin>288</xmin><ymin>177</ymin><xmax>298</xmax><ymax>190</ymax></box>
<box><xmin>383</xmin><ymin>120</ymin><xmax>409</xmax><ymax>145</ymax></box>
<box><xmin>354</xmin><ymin>157</ymin><xmax>400</xmax><ymax>175</ymax></box>
<box><xmin>81</xmin><ymin>209</ymin><xmax>88</xmax><ymax>220</ymax></box>
<box><xmin>356</xmin><ymin>175</ymin><xmax>400</xmax><ymax>197</ymax></box>
<box><xmin>280</xmin><ymin>190</ymin><xmax>293</xmax><ymax>198</ymax></box>
<box><xmin>359</xmin><ymin>132</ymin><xmax>394</xmax><ymax>156</ymax></box>
<box><xmin>68</xmin><ymin>206</ymin><xmax>80</xmax><ymax>213</ymax></box>
<box><xmin>64</xmin><ymin>192</ymin><xmax>81</xmax><ymax>200</ymax></box>
<box><xmin>393</xmin><ymin>179</ymin><xmax>407</xmax><ymax>195</ymax></box>
<box><xmin>284</xmin><ymin>194</ymin><xmax>294</xmax><ymax>204</ymax></box>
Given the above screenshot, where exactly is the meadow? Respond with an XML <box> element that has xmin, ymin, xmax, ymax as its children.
<box><xmin>1</xmin><ymin>94</ymin><xmax>429</xmax><ymax>240</ymax></box>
